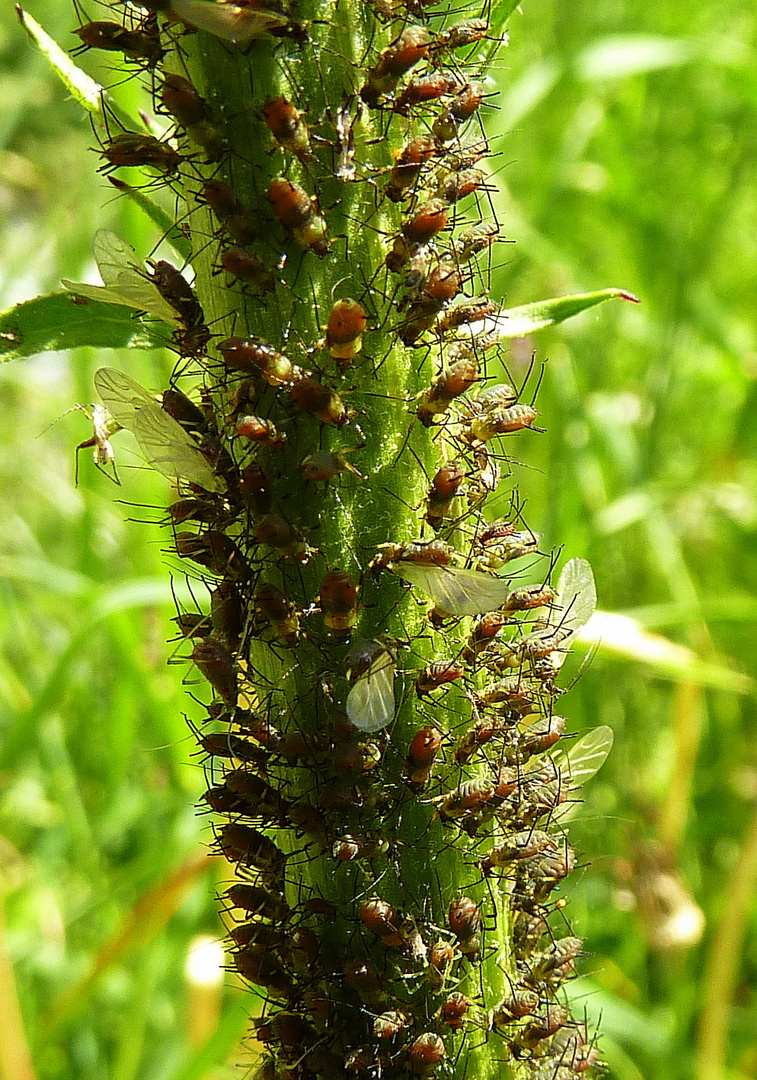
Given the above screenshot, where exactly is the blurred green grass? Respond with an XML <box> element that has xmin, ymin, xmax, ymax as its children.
<box><xmin>1</xmin><ymin>1</ymin><xmax>756</xmax><ymax>1078</ymax></box>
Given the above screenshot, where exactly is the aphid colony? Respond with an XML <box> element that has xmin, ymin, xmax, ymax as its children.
<box><xmin>70</xmin><ymin>0</ymin><xmax>609</xmax><ymax>1077</ymax></box>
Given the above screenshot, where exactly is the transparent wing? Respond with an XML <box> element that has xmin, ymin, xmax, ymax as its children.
<box><xmin>551</xmin><ymin>725</ymin><xmax>614</xmax><ymax>823</ymax></box>
<box><xmin>554</xmin><ymin>558</ymin><xmax>596</xmax><ymax>634</ymax></box>
<box><xmin>391</xmin><ymin>563</ymin><xmax>513</xmax><ymax>617</ymax></box>
<box><xmin>94</xmin><ymin>368</ymin><xmax>221</xmax><ymax>491</ymax></box>
<box><xmin>62</xmin><ymin>231</ymin><xmax>180</xmax><ymax>325</ymax></box>
<box><xmin>346</xmin><ymin>650</ymin><xmax>395</xmax><ymax>733</ymax></box>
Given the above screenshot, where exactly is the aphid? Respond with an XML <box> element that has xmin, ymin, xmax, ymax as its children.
<box><xmin>73</xmin><ymin>17</ymin><xmax>165</xmax><ymax>65</ymax></box>
<box><xmin>359</xmin><ymin>899</ymin><xmax>404</xmax><ymax>947</ymax></box>
<box><xmin>344</xmin><ymin>958</ymin><xmax>383</xmax><ymax>1002</ymax></box>
<box><xmin>289</xmin><ymin>376</ymin><xmax>347</xmax><ymax>426</ymax></box>
<box><xmin>162</xmin><ymin>387</ymin><xmax>210</xmax><ymax>435</ymax></box>
<box><xmin>262</xmin><ymin>96</ymin><xmax>314</xmax><ymax>162</ymax></box>
<box><xmin>232</xmin><ymin>949</ymin><xmax>293</xmax><ymax>996</ymax></box>
<box><xmin>217</xmin><ymin>336</ymin><xmax>295</xmax><ymax>387</ymax></box>
<box><xmin>210</xmin><ymin>579</ymin><xmax>242</xmax><ymax>645</ymax></box>
<box><xmin>438</xmin><ymin>992</ymin><xmax>470</xmax><ymax>1031</ymax></box>
<box><xmin>168</xmin><ymin>0</ymin><xmax>289</xmax><ymax>44</ymax></box>
<box><xmin>425</xmin><ymin>461</ymin><xmax>466</xmax><ymax>529</ymax></box>
<box><xmin>490</xmin><ymin>989</ymin><xmax>540</xmax><ymax>1027</ymax></box>
<box><xmin>228</xmin><ymin>924</ymin><xmax>287</xmax><ymax>952</ymax></box>
<box><xmin>428</xmin><ymin>940</ymin><xmax>456</xmax><ymax>990</ymax></box>
<box><xmin>415</xmin><ymin>659</ymin><xmax>464</xmax><ymax>697</ymax></box>
<box><xmin>373</xmin><ymin>1010</ymin><xmax>412</xmax><ymax>1039</ymax></box>
<box><xmin>448</xmin><ymin>896</ymin><xmax>482</xmax><ymax>959</ymax></box>
<box><xmin>191</xmin><ymin>637</ymin><xmax>237</xmax><ymax>703</ymax></box>
<box><xmin>482</xmin><ymin>830</ymin><xmax>558</xmax><ymax>875</ymax></box>
<box><xmin>437</xmin><ymin>297</ymin><xmax>499</xmax><ymax>336</ymax></box>
<box><xmin>433</xmin><ymin>778</ymin><xmax>493</xmax><ymax>822</ymax></box>
<box><xmin>467</xmin><ymin>403</ymin><xmax>539</xmax><ymax>442</ymax></box>
<box><xmin>453</xmin><ymin>711</ymin><xmax>506</xmax><ymax>764</ymax></box>
<box><xmin>416</xmin><ymin>358</ymin><xmax>478</xmax><ymax>426</ymax></box>
<box><xmin>222</xmin><ymin>881</ymin><xmax>287</xmax><ymax>924</ymax></box>
<box><xmin>433</xmin><ymin>81</ymin><xmax>485</xmax><ymax>143</ymax></box>
<box><xmin>239</xmin><ymin>462</ymin><xmax>273</xmax><ymax>515</ymax></box>
<box><xmin>401</xmin><ymin>199</ymin><xmax>449</xmax><ymax>246</ymax></box>
<box><xmin>467</xmin><ymin>444</ymin><xmax>500</xmax><ymax>506</ymax></box>
<box><xmin>325</xmin><ymin>299</ymin><xmax>367</xmax><ymax>367</ymax></box>
<box><xmin>93</xmin><ymin>368</ymin><xmax>222</xmax><ymax>491</ymax></box>
<box><xmin>526</xmin><ymin>936</ymin><xmax>584</xmax><ymax>986</ymax></box>
<box><xmin>371</xmin><ymin>539</ymin><xmax>454</xmax><ymax>573</ymax></box>
<box><xmin>255</xmin><ymin>583</ymin><xmax>300</xmax><ymax>646</ymax></box>
<box><xmin>217</xmin><ymin>823</ymin><xmax>285</xmax><ymax>871</ymax></box>
<box><xmin>502</xmin><ymin>584</ymin><xmax>557</xmax><ymax>614</ymax></box>
<box><xmin>474</xmin><ymin>527</ymin><xmax>541</xmax><ymax>569</ymax></box>
<box><xmin>268</xmin><ymin>177</ymin><xmax>330</xmax><ymax>256</ymax></box>
<box><xmin>452</xmin><ymin>221</ymin><xmax>500</xmax><ymax>263</ymax></box>
<box><xmin>100</xmin><ymin>131</ymin><xmax>182</xmax><ymax>176</ymax></box>
<box><xmin>299</xmin><ymin>449</ymin><xmax>363</xmax><ymax>482</ymax></box>
<box><xmin>75</xmin><ymin>403</ymin><xmax>120</xmax><ymax>484</ymax></box>
<box><xmin>197</xmin><ymin>731</ymin><xmax>267</xmax><ymax>767</ymax></box>
<box><xmin>203</xmin><ymin>180</ymin><xmax>257</xmax><ymax>246</ymax></box>
<box><xmin>161</xmin><ymin>73</ymin><xmax>224</xmax><ymax>161</ymax></box>
<box><xmin>385</xmin><ymin>136</ymin><xmax>438</xmax><ymax>202</ymax></box>
<box><xmin>434</xmin><ymin>18</ymin><xmax>489</xmax><ymax>51</ymax></box>
<box><xmin>361</xmin><ymin>25</ymin><xmax>432</xmax><ymax>107</ymax></box>
<box><xmin>407</xmin><ymin>1032</ymin><xmax>446</xmax><ymax>1073</ymax></box>
<box><xmin>62</xmin><ymin>230</ymin><xmax>181</xmax><ymax>326</ymax></box>
<box><xmin>319</xmin><ymin>569</ymin><xmax>359</xmax><ymax>637</ymax></box>
<box><xmin>393</xmin><ymin>72</ymin><xmax>453</xmax><ymax>115</ymax></box>
<box><xmin>332</xmin><ymin>832</ymin><xmax>389</xmax><ymax>861</ymax></box>
<box><xmin>148</xmin><ymin>259</ymin><xmax>209</xmax><ymax>355</ymax></box>
<box><xmin>510</xmin><ymin>1005</ymin><xmax>570</xmax><ymax>1052</ymax></box>
<box><xmin>254</xmin><ymin>514</ymin><xmax>308</xmax><ymax>561</ymax></box>
<box><xmin>219</xmin><ymin>247</ymin><xmax>276</xmax><ymax>294</ymax></box>
<box><xmin>438</xmin><ymin>168</ymin><xmax>487</xmax><ymax>204</ymax></box>
<box><xmin>382</xmin><ymin>552</ymin><xmax>515</xmax><ymax>617</ymax></box>
<box><xmin>404</xmin><ymin>725</ymin><xmax>442</xmax><ymax>786</ymax></box>
<box><xmin>175</xmin><ymin>530</ymin><xmax>249</xmax><ymax>578</ymax></box>
<box><xmin>256</xmin><ymin>1012</ymin><xmax>318</xmax><ymax>1048</ymax></box>
<box><xmin>236</xmin><ymin>414</ymin><xmax>287</xmax><ymax>451</ymax></box>
<box><xmin>345</xmin><ymin>639</ymin><xmax>396</xmax><ymax>733</ymax></box>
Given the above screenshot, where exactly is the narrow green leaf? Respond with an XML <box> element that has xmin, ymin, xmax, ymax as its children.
<box><xmin>0</xmin><ymin>293</ymin><xmax>171</xmax><ymax>361</ymax></box>
<box><xmin>16</xmin><ymin>6</ymin><xmax>139</xmax><ymax>132</ymax></box>
<box><xmin>487</xmin><ymin>287</ymin><xmax>640</xmax><ymax>338</ymax></box>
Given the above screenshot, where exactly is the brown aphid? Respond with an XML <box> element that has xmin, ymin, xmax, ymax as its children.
<box><xmin>210</xmin><ymin>580</ymin><xmax>241</xmax><ymax>646</ymax></box>
<box><xmin>385</xmin><ymin>136</ymin><xmax>438</xmax><ymax>202</ymax></box>
<box><xmin>236</xmin><ymin>414</ymin><xmax>287</xmax><ymax>451</ymax></box>
<box><xmin>191</xmin><ymin>637</ymin><xmax>237</xmax><ymax>703</ymax></box>
<box><xmin>482</xmin><ymin>830</ymin><xmax>558</xmax><ymax>875</ymax></box>
<box><xmin>216</xmin><ymin>823</ymin><xmax>285</xmax><ymax>872</ymax></box>
<box><xmin>453</xmin><ymin>711</ymin><xmax>505</xmax><ymax>763</ymax></box>
<box><xmin>256</xmin><ymin>1012</ymin><xmax>318</xmax><ymax>1048</ymax></box>
<box><xmin>254</xmin><ymin>514</ymin><xmax>308</xmax><ymax>561</ymax></box>
<box><xmin>405</xmin><ymin>725</ymin><xmax>442</xmax><ymax>786</ymax></box>
<box><xmin>262</xmin><ymin>95</ymin><xmax>314</xmax><ymax>162</ymax></box>
<box><xmin>415</xmin><ymin>659</ymin><xmax>464</xmax><ymax>697</ymax></box>
<box><xmin>433</xmin><ymin>80</ymin><xmax>485</xmax><ymax>142</ymax></box>
<box><xmin>490</xmin><ymin>989</ymin><xmax>540</xmax><ymax>1027</ymax></box>
<box><xmin>197</xmin><ymin>731</ymin><xmax>267</xmax><ymax>768</ymax></box>
<box><xmin>326</xmin><ymin>298</ymin><xmax>367</xmax><ymax>366</ymax></box>
<box><xmin>232</xmin><ymin>949</ymin><xmax>293</xmax><ymax>996</ymax></box>
<box><xmin>448</xmin><ymin>896</ymin><xmax>482</xmax><ymax>960</ymax></box>
<box><xmin>162</xmin><ymin>387</ymin><xmax>209</xmax><ymax>434</ymax></box>
<box><xmin>255</xmin><ymin>583</ymin><xmax>300</xmax><ymax>646</ymax></box>
<box><xmin>174</xmin><ymin>530</ymin><xmax>249</xmax><ymax>578</ymax></box>
<box><xmin>526</xmin><ymin>936</ymin><xmax>584</xmax><ymax>985</ymax></box>
<box><xmin>217</xmin><ymin>336</ymin><xmax>295</xmax><ymax>386</ymax></box>
<box><xmin>425</xmin><ymin>461</ymin><xmax>465</xmax><ymax>529</ymax></box>
<box><xmin>407</xmin><ymin>1032</ymin><xmax>446</xmax><ymax>1073</ymax></box>
<box><xmin>438</xmin><ymin>992</ymin><xmax>470</xmax><ymax>1031</ymax></box>
<box><xmin>452</xmin><ymin>221</ymin><xmax>500</xmax><ymax>263</ymax></box>
<box><xmin>416</xmin><ymin>358</ymin><xmax>478</xmax><ymax>426</ymax></box>
<box><xmin>435</xmin><ymin>18</ymin><xmax>489</xmax><ymax>50</ymax></box>
<box><xmin>393</xmin><ymin>72</ymin><xmax>453</xmax><ymax>115</ymax></box>
<box><xmin>239</xmin><ymin>462</ymin><xmax>273</xmax><ymax>515</ymax></box>
<box><xmin>438</xmin><ymin>167</ymin><xmax>486</xmax><ymax>204</ymax></box>
<box><xmin>100</xmin><ymin>132</ymin><xmax>181</xmax><ymax>175</ymax></box>
<box><xmin>344</xmin><ymin>959</ymin><xmax>383</xmax><ymax>1003</ymax></box>
<box><xmin>228</xmin><ymin>923</ymin><xmax>287</xmax><ymax>950</ymax></box>
<box><xmin>428</xmin><ymin>939</ymin><xmax>456</xmax><ymax>990</ymax></box>
<box><xmin>512</xmin><ymin>1006</ymin><xmax>570</xmax><ymax>1052</ymax></box>
<box><xmin>161</xmin><ymin>73</ymin><xmax>224</xmax><ymax>160</ymax></box>
<box><xmin>219</xmin><ymin>246</ymin><xmax>276</xmax><ymax>293</ymax></box>
<box><xmin>299</xmin><ymin>449</ymin><xmax>363</xmax><ymax>482</ymax></box>
<box><xmin>360</xmin><ymin>899</ymin><xmax>404</xmax><ymax>947</ymax></box>
<box><xmin>475</xmin><ymin>526</ymin><xmax>541</xmax><ymax>568</ymax></box>
<box><xmin>361</xmin><ymin>25</ymin><xmax>431</xmax><ymax>107</ymax></box>
<box><xmin>74</xmin><ymin>18</ymin><xmax>165</xmax><ymax>64</ymax></box>
<box><xmin>463</xmin><ymin>612</ymin><xmax>510</xmax><ymax>660</ymax></box>
<box><xmin>268</xmin><ymin>176</ymin><xmax>330</xmax><ymax>256</ymax></box>
<box><xmin>332</xmin><ymin>832</ymin><xmax>388</xmax><ymax>861</ymax></box>
<box><xmin>203</xmin><ymin>179</ymin><xmax>257</xmax><ymax>246</ymax></box>
<box><xmin>371</xmin><ymin>539</ymin><xmax>455</xmax><ymax>573</ymax></box>
<box><xmin>224</xmin><ymin>882</ymin><xmax>289</xmax><ymax>921</ymax></box>
<box><xmin>436</xmin><ymin>296</ymin><xmax>498</xmax><ymax>334</ymax></box>
<box><xmin>289</xmin><ymin>376</ymin><xmax>347</xmax><ymax>425</ymax></box>
<box><xmin>402</xmin><ymin>198</ymin><xmax>448</xmax><ymax>245</ymax></box>
<box><xmin>319</xmin><ymin>568</ymin><xmax>359</xmax><ymax>636</ymax></box>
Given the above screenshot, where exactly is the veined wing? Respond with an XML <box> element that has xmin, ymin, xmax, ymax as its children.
<box><xmin>551</xmin><ymin>725</ymin><xmax>614</xmax><ymax>823</ymax></box>
<box><xmin>554</xmin><ymin>557</ymin><xmax>596</xmax><ymax>634</ymax></box>
<box><xmin>390</xmin><ymin>562</ymin><xmax>513</xmax><ymax>617</ymax></box>
<box><xmin>346</xmin><ymin>645</ymin><xmax>395</xmax><ymax>733</ymax></box>
<box><xmin>62</xmin><ymin>231</ymin><xmax>180</xmax><ymax>326</ymax></box>
<box><xmin>94</xmin><ymin>368</ymin><xmax>221</xmax><ymax>492</ymax></box>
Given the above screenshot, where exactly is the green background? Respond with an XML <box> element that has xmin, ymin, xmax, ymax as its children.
<box><xmin>1</xmin><ymin>2</ymin><xmax>756</xmax><ymax>1078</ymax></box>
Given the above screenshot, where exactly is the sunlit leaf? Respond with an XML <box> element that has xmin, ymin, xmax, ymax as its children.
<box><xmin>480</xmin><ymin>288</ymin><xmax>640</xmax><ymax>339</ymax></box>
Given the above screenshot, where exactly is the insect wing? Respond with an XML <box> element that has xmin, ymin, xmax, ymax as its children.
<box><xmin>170</xmin><ymin>0</ymin><xmax>287</xmax><ymax>44</ymax></box>
<box><xmin>94</xmin><ymin>368</ymin><xmax>222</xmax><ymax>491</ymax></box>
<box><xmin>346</xmin><ymin>649</ymin><xmax>395</xmax><ymax>733</ymax></box>
<box><xmin>391</xmin><ymin>563</ymin><xmax>512</xmax><ymax>617</ymax></box>
<box><xmin>62</xmin><ymin>231</ymin><xmax>180</xmax><ymax>326</ymax></box>
<box><xmin>555</xmin><ymin>558</ymin><xmax>596</xmax><ymax>634</ymax></box>
<box><xmin>551</xmin><ymin>725</ymin><xmax>614</xmax><ymax>823</ymax></box>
